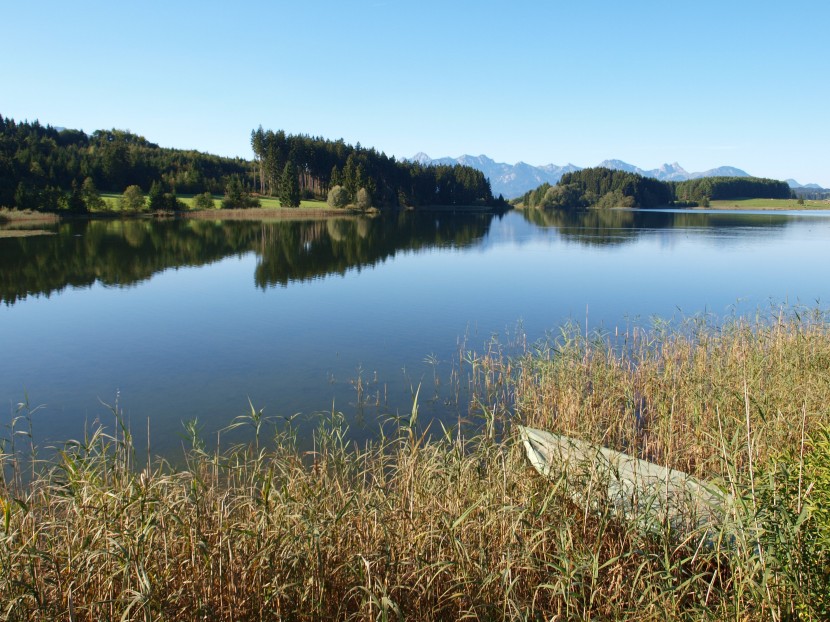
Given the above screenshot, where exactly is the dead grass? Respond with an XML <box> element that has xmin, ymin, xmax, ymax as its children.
<box><xmin>1</xmin><ymin>308</ymin><xmax>828</xmax><ymax>620</ymax></box>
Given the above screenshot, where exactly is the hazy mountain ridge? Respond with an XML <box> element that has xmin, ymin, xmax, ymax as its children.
<box><xmin>410</xmin><ymin>153</ymin><xmax>579</xmax><ymax>198</ymax></box>
<box><xmin>786</xmin><ymin>178</ymin><xmax>825</xmax><ymax>190</ymax></box>
<box><xmin>410</xmin><ymin>153</ymin><xmax>823</xmax><ymax>198</ymax></box>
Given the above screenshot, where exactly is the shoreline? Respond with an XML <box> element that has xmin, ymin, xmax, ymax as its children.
<box><xmin>1</xmin><ymin>203</ymin><xmax>510</xmax><ymax>225</ymax></box>
<box><xmin>1</xmin><ymin>309</ymin><xmax>827</xmax><ymax>619</ymax></box>
<box><xmin>185</xmin><ymin>206</ymin><xmax>363</xmax><ymax>220</ymax></box>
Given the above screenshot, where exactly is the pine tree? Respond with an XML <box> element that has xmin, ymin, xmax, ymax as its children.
<box><xmin>148</xmin><ymin>181</ymin><xmax>166</xmax><ymax>211</ymax></box>
<box><xmin>330</xmin><ymin>165</ymin><xmax>342</xmax><ymax>187</ymax></box>
<box><xmin>65</xmin><ymin>180</ymin><xmax>88</xmax><ymax>213</ymax></box>
<box><xmin>280</xmin><ymin>161</ymin><xmax>300</xmax><ymax>208</ymax></box>
<box><xmin>81</xmin><ymin>177</ymin><xmax>106</xmax><ymax>211</ymax></box>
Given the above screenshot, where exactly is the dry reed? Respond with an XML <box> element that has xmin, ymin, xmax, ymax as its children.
<box><xmin>1</xmin><ymin>308</ymin><xmax>828</xmax><ymax>620</ymax></box>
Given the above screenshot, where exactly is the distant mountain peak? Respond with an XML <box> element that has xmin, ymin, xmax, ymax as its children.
<box><xmin>409</xmin><ymin>153</ymin><xmax>762</xmax><ymax>199</ymax></box>
<box><xmin>599</xmin><ymin>158</ymin><xmax>634</xmax><ymax>168</ymax></box>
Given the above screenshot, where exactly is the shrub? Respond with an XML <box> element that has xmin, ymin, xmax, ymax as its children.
<box><xmin>356</xmin><ymin>187</ymin><xmax>372</xmax><ymax>210</ymax></box>
<box><xmin>192</xmin><ymin>192</ymin><xmax>216</xmax><ymax>210</ymax></box>
<box><xmin>119</xmin><ymin>185</ymin><xmax>146</xmax><ymax>211</ymax></box>
<box><xmin>222</xmin><ymin>176</ymin><xmax>260</xmax><ymax>209</ymax></box>
<box><xmin>327</xmin><ymin>185</ymin><xmax>350</xmax><ymax>208</ymax></box>
<box><xmin>755</xmin><ymin>426</ymin><xmax>830</xmax><ymax>619</ymax></box>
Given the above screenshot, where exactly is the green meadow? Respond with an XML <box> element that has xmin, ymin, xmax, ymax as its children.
<box><xmin>100</xmin><ymin>192</ymin><xmax>331</xmax><ymax>212</ymax></box>
<box><xmin>708</xmin><ymin>197</ymin><xmax>830</xmax><ymax>210</ymax></box>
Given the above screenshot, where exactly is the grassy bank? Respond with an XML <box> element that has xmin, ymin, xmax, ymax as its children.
<box><xmin>100</xmin><ymin>192</ymin><xmax>331</xmax><ymax>212</ymax></box>
<box><xmin>2</xmin><ymin>310</ymin><xmax>829</xmax><ymax>620</ymax></box>
<box><xmin>186</xmin><ymin>205</ymin><xmax>358</xmax><ymax>221</ymax></box>
<box><xmin>0</xmin><ymin>207</ymin><xmax>60</xmax><ymax>224</ymax></box>
<box><xmin>708</xmin><ymin>198</ymin><xmax>830</xmax><ymax>210</ymax></box>
<box><xmin>0</xmin><ymin>208</ymin><xmax>59</xmax><ymax>237</ymax></box>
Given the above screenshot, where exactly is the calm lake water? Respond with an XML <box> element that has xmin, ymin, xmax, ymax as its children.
<box><xmin>2</xmin><ymin>208</ymin><xmax>829</xmax><ymax>454</ymax></box>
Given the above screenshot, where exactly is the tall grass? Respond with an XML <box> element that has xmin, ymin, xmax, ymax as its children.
<box><xmin>1</xmin><ymin>309</ymin><xmax>829</xmax><ymax>620</ymax></box>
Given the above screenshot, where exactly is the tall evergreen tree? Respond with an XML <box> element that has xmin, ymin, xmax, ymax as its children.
<box><xmin>280</xmin><ymin>161</ymin><xmax>300</xmax><ymax>208</ymax></box>
<box><xmin>251</xmin><ymin>126</ymin><xmax>266</xmax><ymax>194</ymax></box>
<box><xmin>330</xmin><ymin>165</ymin><xmax>342</xmax><ymax>187</ymax></box>
<box><xmin>81</xmin><ymin>177</ymin><xmax>106</xmax><ymax>211</ymax></box>
<box><xmin>147</xmin><ymin>180</ymin><xmax>166</xmax><ymax>211</ymax></box>
<box><xmin>64</xmin><ymin>180</ymin><xmax>88</xmax><ymax>213</ymax></box>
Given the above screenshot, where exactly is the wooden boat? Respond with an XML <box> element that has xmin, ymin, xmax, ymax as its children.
<box><xmin>518</xmin><ymin>425</ymin><xmax>733</xmax><ymax>543</ymax></box>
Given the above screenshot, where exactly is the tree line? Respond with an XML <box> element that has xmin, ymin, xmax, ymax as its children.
<box><xmin>792</xmin><ymin>187</ymin><xmax>830</xmax><ymax>200</ymax></box>
<box><xmin>0</xmin><ymin>115</ymin><xmax>251</xmax><ymax>211</ymax></box>
<box><xmin>0</xmin><ymin>114</ymin><xmax>503</xmax><ymax>212</ymax></box>
<box><xmin>515</xmin><ymin>167</ymin><xmax>793</xmax><ymax>209</ymax></box>
<box><xmin>673</xmin><ymin>176</ymin><xmax>791</xmax><ymax>202</ymax></box>
<box><xmin>250</xmin><ymin>127</ymin><xmax>503</xmax><ymax>209</ymax></box>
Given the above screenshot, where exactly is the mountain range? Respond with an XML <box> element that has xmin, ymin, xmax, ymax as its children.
<box><xmin>785</xmin><ymin>179</ymin><xmax>824</xmax><ymax>190</ymax></box>
<box><xmin>410</xmin><ymin>153</ymin><xmax>823</xmax><ymax>198</ymax></box>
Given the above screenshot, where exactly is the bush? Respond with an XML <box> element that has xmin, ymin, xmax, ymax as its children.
<box><xmin>327</xmin><ymin>185</ymin><xmax>350</xmax><ymax>209</ymax></box>
<box><xmin>192</xmin><ymin>192</ymin><xmax>216</xmax><ymax>210</ymax></box>
<box><xmin>119</xmin><ymin>185</ymin><xmax>146</xmax><ymax>211</ymax></box>
<box><xmin>755</xmin><ymin>426</ymin><xmax>830</xmax><ymax>619</ymax></box>
<box><xmin>595</xmin><ymin>190</ymin><xmax>635</xmax><ymax>209</ymax></box>
<box><xmin>356</xmin><ymin>187</ymin><xmax>372</xmax><ymax>210</ymax></box>
<box><xmin>149</xmin><ymin>182</ymin><xmax>186</xmax><ymax>212</ymax></box>
<box><xmin>222</xmin><ymin>176</ymin><xmax>260</xmax><ymax>209</ymax></box>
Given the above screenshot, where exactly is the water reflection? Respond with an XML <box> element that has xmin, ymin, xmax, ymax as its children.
<box><xmin>0</xmin><ymin>209</ymin><xmax>817</xmax><ymax>305</ymax></box>
<box><xmin>0</xmin><ymin>213</ymin><xmax>497</xmax><ymax>304</ymax></box>
<box><xmin>254</xmin><ymin>212</ymin><xmax>495</xmax><ymax>287</ymax></box>
<box><xmin>520</xmin><ymin>208</ymin><xmax>792</xmax><ymax>246</ymax></box>
<box><xmin>2</xmin><ymin>208</ymin><xmax>829</xmax><ymax>454</ymax></box>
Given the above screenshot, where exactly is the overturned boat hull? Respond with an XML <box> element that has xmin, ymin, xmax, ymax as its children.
<box><xmin>518</xmin><ymin>425</ymin><xmax>733</xmax><ymax>542</ymax></box>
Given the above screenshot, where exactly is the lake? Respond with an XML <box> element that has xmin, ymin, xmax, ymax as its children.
<box><xmin>2</xmin><ymin>208</ymin><xmax>829</xmax><ymax>455</ymax></box>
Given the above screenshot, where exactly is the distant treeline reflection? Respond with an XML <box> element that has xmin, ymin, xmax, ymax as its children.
<box><xmin>1</xmin><ymin>210</ymin><xmax>797</xmax><ymax>304</ymax></box>
<box><xmin>520</xmin><ymin>208</ymin><xmax>790</xmax><ymax>246</ymax></box>
<box><xmin>0</xmin><ymin>214</ymin><xmax>498</xmax><ymax>304</ymax></box>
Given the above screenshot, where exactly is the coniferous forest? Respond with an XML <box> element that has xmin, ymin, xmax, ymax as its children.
<box><xmin>1</xmin><ymin>112</ymin><xmax>795</xmax><ymax>214</ymax></box>
<box><xmin>248</xmin><ymin>127</ymin><xmax>500</xmax><ymax>209</ymax></box>
<box><xmin>0</xmin><ymin>115</ymin><xmax>249</xmax><ymax>212</ymax></box>
<box><xmin>516</xmin><ymin>167</ymin><xmax>792</xmax><ymax>209</ymax></box>
<box><xmin>0</xmin><ymin>114</ymin><xmax>501</xmax><ymax>212</ymax></box>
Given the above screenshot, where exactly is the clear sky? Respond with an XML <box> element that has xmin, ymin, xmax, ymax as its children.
<box><xmin>3</xmin><ymin>0</ymin><xmax>828</xmax><ymax>186</ymax></box>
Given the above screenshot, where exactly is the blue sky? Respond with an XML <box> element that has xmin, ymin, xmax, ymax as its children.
<box><xmin>3</xmin><ymin>0</ymin><xmax>828</xmax><ymax>186</ymax></box>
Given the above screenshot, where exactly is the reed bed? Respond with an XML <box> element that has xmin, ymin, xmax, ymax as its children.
<box><xmin>1</xmin><ymin>309</ymin><xmax>829</xmax><ymax>620</ymax></box>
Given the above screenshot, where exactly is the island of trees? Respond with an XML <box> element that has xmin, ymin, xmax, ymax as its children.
<box><xmin>515</xmin><ymin>167</ymin><xmax>793</xmax><ymax>209</ymax></box>
<box><xmin>0</xmin><ymin>114</ymin><xmax>504</xmax><ymax>213</ymax></box>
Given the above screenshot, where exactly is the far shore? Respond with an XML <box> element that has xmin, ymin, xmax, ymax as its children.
<box><xmin>705</xmin><ymin>198</ymin><xmax>830</xmax><ymax>210</ymax></box>
<box><xmin>185</xmin><ymin>206</ymin><xmax>364</xmax><ymax>220</ymax></box>
<box><xmin>1</xmin><ymin>202</ymin><xmax>507</xmax><ymax>226</ymax></box>
<box><xmin>513</xmin><ymin>198</ymin><xmax>830</xmax><ymax>211</ymax></box>
<box><xmin>4</xmin><ymin>197</ymin><xmax>829</xmax><ymax>227</ymax></box>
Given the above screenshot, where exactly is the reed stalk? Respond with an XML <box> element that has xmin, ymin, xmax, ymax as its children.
<box><xmin>1</xmin><ymin>308</ymin><xmax>828</xmax><ymax>620</ymax></box>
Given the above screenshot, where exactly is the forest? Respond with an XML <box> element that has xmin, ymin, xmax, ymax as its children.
<box><xmin>249</xmin><ymin>127</ymin><xmax>501</xmax><ymax>209</ymax></box>
<box><xmin>516</xmin><ymin>167</ymin><xmax>793</xmax><ymax>209</ymax></box>
<box><xmin>0</xmin><ymin>114</ymin><xmax>502</xmax><ymax>212</ymax></box>
<box><xmin>674</xmin><ymin>176</ymin><xmax>791</xmax><ymax>202</ymax></box>
<box><xmin>0</xmin><ymin>115</ymin><xmax>249</xmax><ymax>211</ymax></box>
